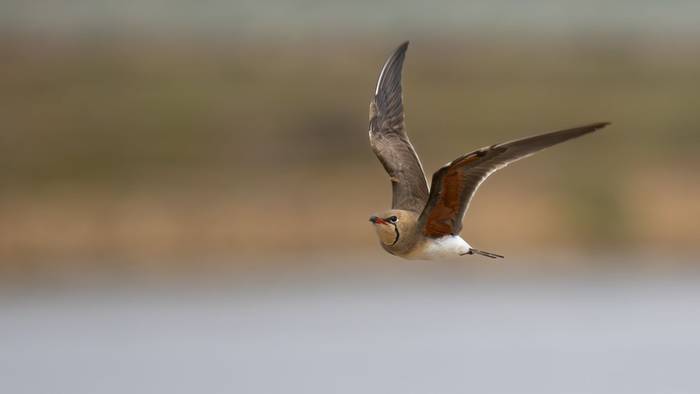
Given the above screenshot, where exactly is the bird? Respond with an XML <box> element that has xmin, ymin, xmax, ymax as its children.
<box><xmin>367</xmin><ymin>41</ymin><xmax>610</xmax><ymax>260</ymax></box>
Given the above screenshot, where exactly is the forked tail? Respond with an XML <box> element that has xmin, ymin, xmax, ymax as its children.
<box><xmin>461</xmin><ymin>248</ymin><xmax>504</xmax><ymax>259</ymax></box>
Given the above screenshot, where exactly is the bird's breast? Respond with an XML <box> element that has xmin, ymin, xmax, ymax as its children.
<box><xmin>404</xmin><ymin>236</ymin><xmax>471</xmax><ymax>260</ymax></box>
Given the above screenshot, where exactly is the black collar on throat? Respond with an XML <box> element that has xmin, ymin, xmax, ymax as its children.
<box><xmin>390</xmin><ymin>223</ymin><xmax>400</xmax><ymax>246</ymax></box>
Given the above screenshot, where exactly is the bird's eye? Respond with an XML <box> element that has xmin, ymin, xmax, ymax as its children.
<box><xmin>388</xmin><ymin>216</ymin><xmax>398</xmax><ymax>223</ymax></box>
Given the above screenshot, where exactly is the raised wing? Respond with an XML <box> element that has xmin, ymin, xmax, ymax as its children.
<box><xmin>369</xmin><ymin>41</ymin><xmax>429</xmax><ymax>213</ymax></box>
<box><xmin>418</xmin><ymin>122</ymin><xmax>610</xmax><ymax>237</ymax></box>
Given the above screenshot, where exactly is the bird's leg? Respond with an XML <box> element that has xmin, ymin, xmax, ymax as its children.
<box><xmin>460</xmin><ymin>248</ymin><xmax>504</xmax><ymax>259</ymax></box>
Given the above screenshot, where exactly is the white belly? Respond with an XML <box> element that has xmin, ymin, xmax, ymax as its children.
<box><xmin>405</xmin><ymin>236</ymin><xmax>471</xmax><ymax>260</ymax></box>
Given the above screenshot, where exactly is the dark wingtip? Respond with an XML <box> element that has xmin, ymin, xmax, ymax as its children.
<box><xmin>386</xmin><ymin>41</ymin><xmax>409</xmax><ymax>66</ymax></box>
<box><xmin>397</xmin><ymin>40</ymin><xmax>410</xmax><ymax>52</ymax></box>
<box><xmin>374</xmin><ymin>41</ymin><xmax>411</xmax><ymax>96</ymax></box>
<box><xmin>590</xmin><ymin>121</ymin><xmax>611</xmax><ymax>130</ymax></box>
<box><xmin>571</xmin><ymin>121</ymin><xmax>611</xmax><ymax>136</ymax></box>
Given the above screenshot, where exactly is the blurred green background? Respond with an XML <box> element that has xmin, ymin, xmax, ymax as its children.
<box><xmin>1</xmin><ymin>0</ymin><xmax>699</xmax><ymax>277</ymax></box>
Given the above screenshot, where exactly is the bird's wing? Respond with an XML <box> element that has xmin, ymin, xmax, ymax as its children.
<box><xmin>418</xmin><ymin>122</ymin><xmax>610</xmax><ymax>237</ymax></box>
<box><xmin>369</xmin><ymin>41</ymin><xmax>429</xmax><ymax>213</ymax></box>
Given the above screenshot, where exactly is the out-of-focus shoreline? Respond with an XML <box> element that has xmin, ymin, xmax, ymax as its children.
<box><xmin>1</xmin><ymin>35</ymin><xmax>698</xmax><ymax>275</ymax></box>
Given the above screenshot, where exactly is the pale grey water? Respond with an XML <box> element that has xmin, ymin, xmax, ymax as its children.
<box><xmin>1</xmin><ymin>264</ymin><xmax>699</xmax><ymax>394</ymax></box>
<box><xmin>3</xmin><ymin>0</ymin><xmax>700</xmax><ymax>36</ymax></box>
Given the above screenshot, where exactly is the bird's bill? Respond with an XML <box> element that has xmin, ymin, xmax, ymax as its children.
<box><xmin>369</xmin><ymin>216</ymin><xmax>388</xmax><ymax>225</ymax></box>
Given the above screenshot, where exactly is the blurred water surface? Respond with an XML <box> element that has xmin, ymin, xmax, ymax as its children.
<box><xmin>3</xmin><ymin>0</ymin><xmax>700</xmax><ymax>36</ymax></box>
<box><xmin>2</xmin><ymin>258</ymin><xmax>699</xmax><ymax>394</ymax></box>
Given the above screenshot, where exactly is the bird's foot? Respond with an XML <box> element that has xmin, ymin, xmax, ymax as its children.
<box><xmin>460</xmin><ymin>248</ymin><xmax>504</xmax><ymax>259</ymax></box>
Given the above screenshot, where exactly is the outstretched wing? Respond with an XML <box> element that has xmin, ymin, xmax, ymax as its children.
<box><xmin>369</xmin><ymin>41</ymin><xmax>429</xmax><ymax>213</ymax></box>
<box><xmin>418</xmin><ymin>122</ymin><xmax>610</xmax><ymax>237</ymax></box>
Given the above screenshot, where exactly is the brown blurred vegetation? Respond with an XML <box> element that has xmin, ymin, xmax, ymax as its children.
<box><xmin>0</xmin><ymin>34</ymin><xmax>699</xmax><ymax>274</ymax></box>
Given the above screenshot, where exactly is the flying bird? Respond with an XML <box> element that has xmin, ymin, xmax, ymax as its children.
<box><xmin>367</xmin><ymin>41</ymin><xmax>609</xmax><ymax>260</ymax></box>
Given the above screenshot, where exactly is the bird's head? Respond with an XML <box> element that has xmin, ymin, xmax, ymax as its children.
<box><xmin>368</xmin><ymin>209</ymin><xmax>418</xmax><ymax>248</ymax></box>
